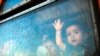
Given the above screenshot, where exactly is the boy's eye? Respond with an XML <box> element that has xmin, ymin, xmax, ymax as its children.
<box><xmin>74</xmin><ymin>30</ymin><xmax>79</xmax><ymax>34</ymax></box>
<box><xmin>68</xmin><ymin>33</ymin><xmax>71</xmax><ymax>36</ymax></box>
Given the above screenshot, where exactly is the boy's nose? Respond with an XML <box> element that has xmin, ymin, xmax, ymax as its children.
<box><xmin>71</xmin><ymin>34</ymin><xmax>76</xmax><ymax>38</ymax></box>
<box><xmin>71</xmin><ymin>36</ymin><xmax>75</xmax><ymax>39</ymax></box>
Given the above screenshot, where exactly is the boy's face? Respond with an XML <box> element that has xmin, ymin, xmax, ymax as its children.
<box><xmin>66</xmin><ymin>25</ymin><xmax>82</xmax><ymax>46</ymax></box>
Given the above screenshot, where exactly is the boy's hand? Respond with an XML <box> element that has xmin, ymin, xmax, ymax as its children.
<box><xmin>53</xmin><ymin>19</ymin><xmax>63</xmax><ymax>31</ymax></box>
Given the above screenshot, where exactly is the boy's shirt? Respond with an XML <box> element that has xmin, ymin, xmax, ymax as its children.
<box><xmin>57</xmin><ymin>44</ymin><xmax>85</xmax><ymax>56</ymax></box>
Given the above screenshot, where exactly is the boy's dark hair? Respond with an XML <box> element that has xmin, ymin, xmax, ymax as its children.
<box><xmin>63</xmin><ymin>18</ymin><xmax>92</xmax><ymax>34</ymax></box>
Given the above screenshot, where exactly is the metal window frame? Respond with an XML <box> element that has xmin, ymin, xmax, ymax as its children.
<box><xmin>89</xmin><ymin>0</ymin><xmax>100</xmax><ymax>55</ymax></box>
<box><xmin>0</xmin><ymin>0</ymin><xmax>56</xmax><ymax>23</ymax></box>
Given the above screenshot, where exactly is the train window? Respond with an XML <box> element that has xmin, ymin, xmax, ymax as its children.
<box><xmin>0</xmin><ymin>0</ymin><xmax>99</xmax><ymax>56</ymax></box>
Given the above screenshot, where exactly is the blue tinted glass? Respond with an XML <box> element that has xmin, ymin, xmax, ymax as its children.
<box><xmin>0</xmin><ymin>0</ymin><xmax>96</xmax><ymax>56</ymax></box>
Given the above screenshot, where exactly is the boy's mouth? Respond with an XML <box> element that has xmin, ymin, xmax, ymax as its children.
<box><xmin>71</xmin><ymin>39</ymin><xmax>77</xmax><ymax>43</ymax></box>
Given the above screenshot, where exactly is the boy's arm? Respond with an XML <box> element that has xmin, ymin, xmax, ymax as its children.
<box><xmin>53</xmin><ymin>19</ymin><xmax>66</xmax><ymax>51</ymax></box>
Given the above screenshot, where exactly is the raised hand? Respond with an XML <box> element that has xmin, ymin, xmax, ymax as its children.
<box><xmin>53</xmin><ymin>19</ymin><xmax>63</xmax><ymax>31</ymax></box>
